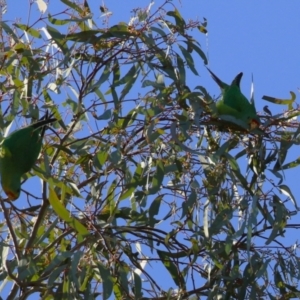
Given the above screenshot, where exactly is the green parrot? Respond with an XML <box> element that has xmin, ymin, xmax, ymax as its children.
<box><xmin>207</xmin><ymin>68</ymin><xmax>260</xmax><ymax>129</ymax></box>
<box><xmin>0</xmin><ymin>113</ymin><xmax>56</xmax><ymax>200</ymax></box>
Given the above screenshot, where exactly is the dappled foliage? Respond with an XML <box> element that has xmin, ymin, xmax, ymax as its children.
<box><xmin>0</xmin><ymin>0</ymin><xmax>300</xmax><ymax>299</ymax></box>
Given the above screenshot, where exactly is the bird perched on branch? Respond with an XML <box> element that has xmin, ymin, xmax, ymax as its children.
<box><xmin>207</xmin><ymin>68</ymin><xmax>260</xmax><ymax>129</ymax></box>
<box><xmin>0</xmin><ymin>112</ymin><xmax>56</xmax><ymax>200</ymax></box>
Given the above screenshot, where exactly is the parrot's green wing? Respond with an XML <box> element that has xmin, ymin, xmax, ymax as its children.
<box><xmin>207</xmin><ymin>68</ymin><xmax>260</xmax><ymax>128</ymax></box>
<box><xmin>0</xmin><ymin>113</ymin><xmax>56</xmax><ymax>200</ymax></box>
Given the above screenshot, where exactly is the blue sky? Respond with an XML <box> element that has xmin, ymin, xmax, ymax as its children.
<box><xmin>7</xmin><ymin>1</ymin><xmax>300</xmax><ymax>107</ymax></box>
<box><xmin>3</xmin><ymin>0</ymin><xmax>300</xmax><ymax>297</ymax></box>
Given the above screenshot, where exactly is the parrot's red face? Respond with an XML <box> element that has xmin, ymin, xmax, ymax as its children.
<box><xmin>3</xmin><ymin>188</ymin><xmax>19</xmax><ymax>201</ymax></box>
<box><xmin>250</xmin><ymin>119</ymin><xmax>260</xmax><ymax>130</ymax></box>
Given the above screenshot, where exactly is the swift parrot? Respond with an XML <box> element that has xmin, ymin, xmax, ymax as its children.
<box><xmin>207</xmin><ymin>68</ymin><xmax>260</xmax><ymax>129</ymax></box>
<box><xmin>0</xmin><ymin>113</ymin><xmax>56</xmax><ymax>200</ymax></box>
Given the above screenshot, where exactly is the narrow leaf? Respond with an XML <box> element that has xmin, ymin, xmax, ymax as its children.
<box><xmin>48</xmin><ymin>187</ymin><xmax>89</xmax><ymax>241</ymax></box>
<box><xmin>262</xmin><ymin>91</ymin><xmax>296</xmax><ymax>105</ymax></box>
<box><xmin>157</xmin><ymin>250</ymin><xmax>185</xmax><ymax>288</ymax></box>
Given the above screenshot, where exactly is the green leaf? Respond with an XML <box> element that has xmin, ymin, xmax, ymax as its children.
<box><xmin>274</xmin><ymin>270</ymin><xmax>287</xmax><ymax>295</ymax></box>
<box><xmin>35</xmin><ymin>218</ymin><xmax>59</xmax><ymax>245</ymax></box>
<box><xmin>256</xmin><ymin>259</ymin><xmax>271</xmax><ymax>278</ymax></box>
<box><xmin>61</xmin><ymin>0</ymin><xmax>84</xmax><ymax>13</ymax></box>
<box><xmin>187</xmin><ymin>41</ymin><xmax>208</xmax><ymax>65</ymax></box>
<box><xmin>48</xmin><ymin>265</ymin><xmax>69</xmax><ymax>287</ymax></box>
<box><xmin>97</xmin><ymin>60</ymin><xmax>112</xmax><ymax>86</ymax></box>
<box><xmin>112</xmin><ymin>277</ymin><xmax>123</xmax><ymax>299</ymax></box>
<box><xmin>151</xmin><ymin>26</ymin><xmax>167</xmax><ymax>37</ymax></box>
<box><xmin>279</xmin><ymin>184</ymin><xmax>298</xmax><ymax>209</ymax></box>
<box><xmin>181</xmin><ymin>189</ymin><xmax>197</xmax><ymax>218</ymax></box>
<box><xmin>48</xmin><ymin>14</ymin><xmax>70</xmax><ymax>25</ymax></box>
<box><xmin>14</xmin><ymin>23</ymin><xmax>41</xmax><ymax>38</ymax></box>
<box><xmin>119</xmin><ymin>64</ymin><xmax>140</xmax><ymax>100</ymax></box>
<box><xmin>262</xmin><ymin>91</ymin><xmax>296</xmax><ymax>105</ymax></box>
<box><xmin>142</xmin><ymin>79</ymin><xmax>161</xmax><ymax>89</ymax></box>
<box><xmin>230</xmin><ymin>160</ymin><xmax>252</xmax><ymax>193</ymax></box>
<box><xmin>280</xmin><ymin>156</ymin><xmax>300</xmax><ymax>171</ymax></box>
<box><xmin>119</xmin><ymin>186</ymin><xmax>135</xmax><ymax>201</ymax></box>
<box><xmin>44</xmin><ymin>252</ymin><xmax>73</xmax><ymax>275</ymax></box>
<box><xmin>167</xmin><ymin>9</ymin><xmax>186</xmax><ymax>34</ymax></box>
<box><xmin>149</xmin><ymin>195</ymin><xmax>162</xmax><ymax>226</ymax></box>
<box><xmin>48</xmin><ymin>188</ymin><xmax>89</xmax><ymax>241</ymax></box>
<box><xmin>70</xmin><ymin>251</ymin><xmax>82</xmax><ymax>290</ymax></box>
<box><xmin>0</xmin><ymin>21</ymin><xmax>19</xmax><ymax>42</ymax></box>
<box><xmin>112</xmin><ymin>58</ymin><xmax>120</xmax><ymax>85</ymax></box>
<box><xmin>209</xmin><ymin>209</ymin><xmax>232</xmax><ymax>235</ymax></box>
<box><xmin>118</xmin><ymin>264</ymin><xmax>129</xmax><ymax>295</ymax></box>
<box><xmin>176</xmin><ymin>53</ymin><xmax>186</xmax><ymax>85</ymax></box>
<box><xmin>46</xmin><ymin>25</ymin><xmax>69</xmax><ymax>54</ymax></box>
<box><xmin>215</xmin><ymin>138</ymin><xmax>239</xmax><ymax>158</ymax></box>
<box><xmin>149</xmin><ymin>160</ymin><xmax>164</xmax><ymax>194</ymax></box>
<box><xmin>92</xmin><ymin>109</ymin><xmax>111</xmax><ymax>120</ymax></box>
<box><xmin>48</xmin><ymin>14</ymin><xmax>93</xmax><ymax>25</ymax></box>
<box><xmin>133</xmin><ymin>272</ymin><xmax>142</xmax><ymax>299</ymax></box>
<box><xmin>66</xmin><ymin>30</ymin><xmax>99</xmax><ymax>43</ymax></box>
<box><xmin>157</xmin><ymin>250</ymin><xmax>185</xmax><ymax>288</ymax></box>
<box><xmin>18</xmin><ymin>258</ymin><xmax>39</xmax><ymax>280</ymax></box>
<box><xmin>62</xmin><ymin>273</ymin><xmax>70</xmax><ymax>295</ymax></box>
<box><xmin>97</xmin><ymin>262</ymin><xmax>113</xmax><ymax>299</ymax></box>
<box><xmin>97</xmin><ymin>150</ymin><xmax>109</xmax><ymax>166</ymax></box>
<box><xmin>120</xmin><ymin>107</ymin><xmax>138</xmax><ymax>129</ymax></box>
<box><xmin>265</xmin><ymin>196</ymin><xmax>286</xmax><ymax>245</ymax></box>
<box><xmin>178</xmin><ymin>44</ymin><xmax>198</xmax><ymax>75</ymax></box>
<box><xmin>107</xmin><ymin>179</ymin><xmax>117</xmax><ymax>208</ymax></box>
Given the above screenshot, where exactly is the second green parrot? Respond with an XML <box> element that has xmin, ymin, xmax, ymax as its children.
<box><xmin>207</xmin><ymin>68</ymin><xmax>260</xmax><ymax>129</ymax></box>
<box><xmin>0</xmin><ymin>113</ymin><xmax>56</xmax><ymax>200</ymax></box>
